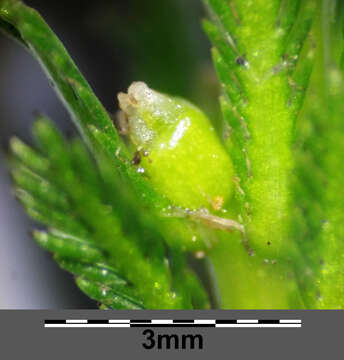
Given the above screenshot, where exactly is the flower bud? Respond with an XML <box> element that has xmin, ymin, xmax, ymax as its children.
<box><xmin>118</xmin><ymin>82</ymin><xmax>234</xmax><ymax>211</ymax></box>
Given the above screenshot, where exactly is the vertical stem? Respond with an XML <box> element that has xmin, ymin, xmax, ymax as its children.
<box><xmin>232</xmin><ymin>1</ymin><xmax>293</xmax><ymax>257</ymax></box>
<box><xmin>209</xmin><ymin>233</ymin><xmax>304</xmax><ymax>308</ymax></box>
<box><xmin>204</xmin><ymin>0</ymin><xmax>317</xmax><ymax>307</ymax></box>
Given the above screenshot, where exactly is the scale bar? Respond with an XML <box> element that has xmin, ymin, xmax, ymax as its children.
<box><xmin>45</xmin><ymin>319</ymin><xmax>302</xmax><ymax>328</ymax></box>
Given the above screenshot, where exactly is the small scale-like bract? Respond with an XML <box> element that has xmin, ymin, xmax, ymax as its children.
<box><xmin>118</xmin><ymin>82</ymin><xmax>234</xmax><ymax>210</ymax></box>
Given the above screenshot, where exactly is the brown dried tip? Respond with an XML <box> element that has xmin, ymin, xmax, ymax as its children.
<box><xmin>131</xmin><ymin>151</ymin><xmax>141</xmax><ymax>166</ymax></box>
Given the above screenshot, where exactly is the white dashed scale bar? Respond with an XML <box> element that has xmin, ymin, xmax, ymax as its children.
<box><xmin>44</xmin><ymin>319</ymin><xmax>302</xmax><ymax>328</ymax></box>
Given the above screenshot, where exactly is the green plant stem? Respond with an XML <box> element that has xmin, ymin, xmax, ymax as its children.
<box><xmin>208</xmin><ymin>233</ymin><xmax>305</xmax><ymax>308</ymax></box>
<box><xmin>203</xmin><ymin>0</ymin><xmax>317</xmax><ymax>308</ymax></box>
<box><xmin>230</xmin><ymin>2</ymin><xmax>295</xmax><ymax>256</ymax></box>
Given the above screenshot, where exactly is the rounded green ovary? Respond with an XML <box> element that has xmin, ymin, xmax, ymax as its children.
<box><xmin>143</xmin><ymin>106</ymin><xmax>233</xmax><ymax>210</ymax></box>
<box><xmin>119</xmin><ymin>82</ymin><xmax>234</xmax><ymax>211</ymax></box>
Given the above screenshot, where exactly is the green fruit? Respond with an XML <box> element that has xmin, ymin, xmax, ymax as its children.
<box><xmin>118</xmin><ymin>82</ymin><xmax>234</xmax><ymax>211</ymax></box>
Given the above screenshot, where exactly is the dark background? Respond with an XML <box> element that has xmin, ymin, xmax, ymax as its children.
<box><xmin>0</xmin><ymin>0</ymin><xmax>217</xmax><ymax>308</ymax></box>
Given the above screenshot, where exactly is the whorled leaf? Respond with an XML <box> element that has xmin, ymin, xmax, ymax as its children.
<box><xmin>9</xmin><ymin>116</ymin><xmax>208</xmax><ymax>309</ymax></box>
<box><xmin>293</xmin><ymin>0</ymin><xmax>344</xmax><ymax>308</ymax></box>
<box><xmin>0</xmin><ymin>0</ymin><xmax>211</xmax><ymax>309</ymax></box>
<box><xmin>0</xmin><ymin>0</ymin><xmax>167</xmax><ymax>211</ymax></box>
